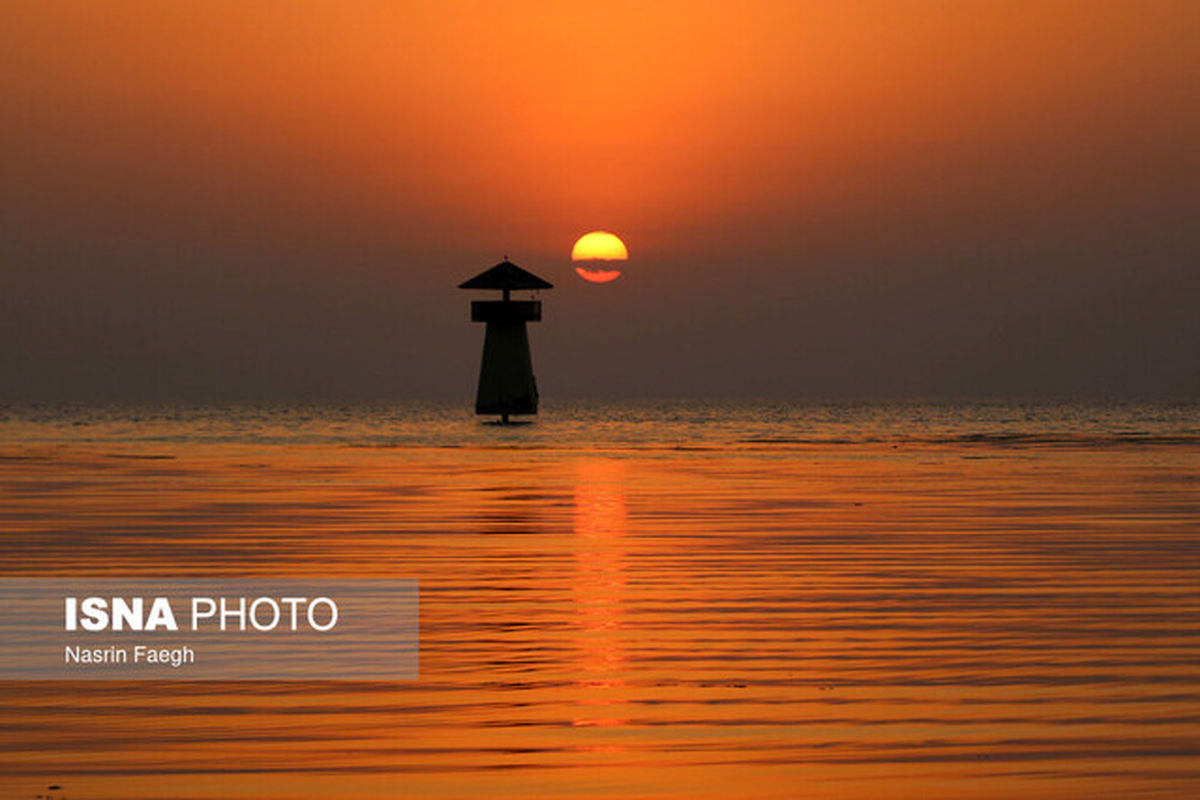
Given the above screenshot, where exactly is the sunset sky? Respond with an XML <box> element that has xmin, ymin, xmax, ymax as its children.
<box><xmin>3</xmin><ymin>1</ymin><xmax>1197</xmax><ymax>400</ymax></box>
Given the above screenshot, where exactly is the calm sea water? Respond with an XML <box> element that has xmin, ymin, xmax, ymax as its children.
<box><xmin>1</xmin><ymin>401</ymin><xmax>1198</xmax><ymax>798</ymax></box>
<box><xmin>3</xmin><ymin>399</ymin><xmax>1199</xmax><ymax>449</ymax></box>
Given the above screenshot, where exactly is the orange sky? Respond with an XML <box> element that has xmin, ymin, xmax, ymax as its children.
<box><xmin>2</xmin><ymin>1</ymin><xmax>1198</xmax><ymax>399</ymax></box>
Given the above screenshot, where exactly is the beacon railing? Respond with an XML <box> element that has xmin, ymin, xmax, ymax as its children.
<box><xmin>470</xmin><ymin>300</ymin><xmax>542</xmax><ymax>323</ymax></box>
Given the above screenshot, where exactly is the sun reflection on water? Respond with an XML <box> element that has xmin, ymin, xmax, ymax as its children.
<box><xmin>571</xmin><ymin>458</ymin><xmax>628</xmax><ymax>730</ymax></box>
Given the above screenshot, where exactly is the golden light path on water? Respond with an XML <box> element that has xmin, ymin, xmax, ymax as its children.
<box><xmin>0</xmin><ymin>403</ymin><xmax>1198</xmax><ymax>798</ymax></box>
<box><xmin>572</xmin><ymin>459</ymin><xmax>628</xmax><ymax>732</ymax></box>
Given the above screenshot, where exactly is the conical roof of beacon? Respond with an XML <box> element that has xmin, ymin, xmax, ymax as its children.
<box><xmin>459</xmin><ymin>259</ymin><xmax>553</xmax><ymax>291</ymax></box>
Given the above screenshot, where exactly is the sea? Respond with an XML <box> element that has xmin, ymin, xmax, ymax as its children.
<box><xmin>1</xmin><ymin>400</ymin><xmax>1198</xmax><ymax>798</ymax></box>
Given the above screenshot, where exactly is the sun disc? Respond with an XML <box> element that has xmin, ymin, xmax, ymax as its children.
<box><xmin>572</xmin><ymin>231</ymin><xmax>628</xmax><ymax>261</ymax></box>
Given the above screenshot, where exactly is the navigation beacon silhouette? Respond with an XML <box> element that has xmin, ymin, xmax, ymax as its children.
<box><xmin>458</xmin><ymin>258</ymin><xmax>553</xmax><ymax>424</ymax></box>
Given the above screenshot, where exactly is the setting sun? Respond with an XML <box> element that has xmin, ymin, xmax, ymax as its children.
<box><xmin>572</xmin><ymin>231</ymin><xmax>627</xmax><ymax>283</ymax></box>
<box><xmin>572</xmin><ymin>231</ymin><xmax>628</xmax><ymax>261</ymax></box>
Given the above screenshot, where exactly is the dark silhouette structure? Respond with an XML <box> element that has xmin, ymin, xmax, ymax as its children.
<box><xmin>459</xmin><ymin>259</ymin><xmax>553</xmax><ymax>423</ymax></box>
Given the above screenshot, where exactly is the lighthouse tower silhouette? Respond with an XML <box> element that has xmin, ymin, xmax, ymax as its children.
<box><xmin>459</xmin><ymin>258</ymin><xmax>554</xmax><ymax>423</ymax></box>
